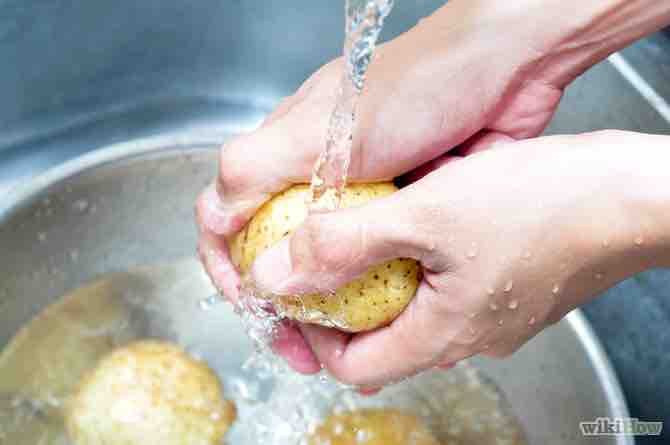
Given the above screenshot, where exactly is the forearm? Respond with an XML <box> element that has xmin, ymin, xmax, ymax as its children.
<box><xmin>433</xmin><ymin>0</ymin><xmax>670</xmax><ymax>87</ymax></box>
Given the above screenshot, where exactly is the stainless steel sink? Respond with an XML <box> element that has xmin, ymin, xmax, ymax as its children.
<box><xmin>1</xmin><ymin>2</ymin><xmax>669</xmax><ymax>443</ymax></box>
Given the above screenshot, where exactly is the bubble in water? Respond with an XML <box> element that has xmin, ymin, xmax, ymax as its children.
<box><xmin>507</xmin><ymin>299</ymin><xmax>519</xmax><ymax>310</ymax></box>
<box><xmin>198</xmin><ymin>294</ymin><xmax>222</xmax><ymax>311</ymax></box>
<box><xmin>72</xmin><ymin>199</ymin><xmax>89</xmax><ymax>213</ymax></box>
<box><xmin>503</xmin><ymin>280</ymin><xmax>513</xmax><ymax>292</ymax></box>
<box><xmin>528</xmin><ymin>317</ymin><xmax>536</xmax><ymax>326</ymax></box>
<box><xmin>37</xmin><ymin>232</ymin><xmax>47</xmax><ymax>242</ymax></box>
<box><xmin>634</xmin><ymin>235</ymin><xmax>644</xmax><ymax>246</ymax></box>
<box><xmin>489</xmin><ymin>301</ymin><xmax>499</xmax><ymax>311</ymax></box>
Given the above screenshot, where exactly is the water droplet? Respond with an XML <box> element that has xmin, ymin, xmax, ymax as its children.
<box><xmin>522</xmin><ymin>251</ymin><xmax>532</xmax><ymax>260</ymax></box>
<box><xmin>528</xmin><ymin>316</ymin><xmax>536</xmax><ymax>326</ymax></box>
<box><xmin>468</xmin><ymin>312</ymin><xmax>478</xmax><ymax>319</ymax></box>
<box><xmin>199</xmin><ymin>295</ymin><xmax>221</xmax><ymax>311</ymax></box>
<box><xmin>468</xmin><ymin>326</ymin><xmax>476</xmax><ymax>335</ymax></box>
<box><xmin>552</xmin><ymin>284</ymin><xmax>560</xmax><ymax>295</ymax></box>
<box><xmin>489</xmin><ymin>301</ymin><xmax>499</xmax><ymax>311</ymax></box>
<box><xmin>634</xmin><ymin>235</ymin><xmax>644</xmax><ymax>246</ymax></box>
<box><xmin>602</xmin><ymin>239</ymin><xmax>610</xmax><ymax>248</ymax></box>
<box><xmin>72</xmin><ymin>199</ymin><xmax>89</xmax><ymax>213</ymax></box>
<box><xmin>487</xmin><ymin>287</ymin><xmax>495</xmax><ymax>296</ymax></box>
<box><xmin>507</xmin><ymin>299</ymin><xmax>519</xmax><ymax>310</ymax></box>
<box><xmin>498</xmin><ymin>319</ymin><xmax>504</xmax><ymax>326</ymax></box>
<box><xmin>504</xmin><ymin>280</ymin><xmax>514</xmax><ymax>292</ymax></box>
<box><xmin>595</xmin><ymin>273</ymin><xmax>604</xmax><ymax>280</ymax></box>
<box><xmin>37</xmin><ymin>232</ymin><xmax>47</xmax><ymax>242</ymax></box>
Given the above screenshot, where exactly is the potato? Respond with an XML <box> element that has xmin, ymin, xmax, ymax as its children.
<box><xmin>229</xmin><ymin>183</ymin><xmax>420</xmax><ymax>332</ymax></box>
<box><xmin>66</xmin><ymin>340</ymin><xmax>236</xmax><ymax>445</ymax></box>
<box><xmin>307</xmin><ymin>408</ymin><xmax>442</xmax><ymax>445</ymax></box>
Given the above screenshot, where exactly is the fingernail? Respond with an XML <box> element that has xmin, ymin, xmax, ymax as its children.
<box><xmin>251</xmin><ymin>238</ymin><xmax>294</xmax><ymax>294</ymax></box>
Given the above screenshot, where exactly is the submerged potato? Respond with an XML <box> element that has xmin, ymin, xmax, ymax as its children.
<box><xmin>66</xmin><ymin>340</ymin><xmax>236</xmax><ymax>445</ymax></box>
<box><xmin>229</xmin><ymin>183</ymin><xmax>420</xmax><ymax>332</ymax></box>
<box><xmin>307</xmin><ymin>408</ymin><xmax>442</xmax><ymax>445</ymax></box>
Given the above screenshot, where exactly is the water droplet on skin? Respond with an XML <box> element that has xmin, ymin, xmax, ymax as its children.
<box><xmin>482</xmin><ymin>344</ymin><xmax>490</xmax><ymax>350</ymax></box>
<box><xmin>522</xmin><ymin>251</ymin><xmax>532</xmax><ymax>260</ymax></box>
<box><xmin>552</xmin><ymin>284</ymin><xmax>560</xmax><ymax>295</ymax></box>
<box><xmin>504</xmin><ymin>281</ymin><xmax>514</xmax><ymax>292</ymax></box>
<box><xmin>528</xmin><ymin>317</ymin><xmax>536</xmax><ymax>326</ymax></box>
<box><xmin>489</xmin><ymin>301</ymin><xmax>499</xmax><ymax>311</ymax></box>
<box><xmin>507</xmin><ymin>299</ymin><xmax>519</xmax><ymax>310</ymax></box>
<box><xmin>468</xmin><ymin>326</ymin><xmax>476</xmax><ymax>335</ymax></box>
<box><xmin>595</xmin><ymin>273</ymin><xmax>604</xmax><ymax>280</ymax></box>
<box><xmin>602</xmin><ymin>239</ymin><xmax>610</xmax><ymax>248</ymax></box>
<box><xmin>634</xmin><ymin>236</ymin><xmax>644</xmax><ymax>246</ymax></box>
<box><xmin>487</xmin><ymin>287</ymin><xmax>495</xmax><ymax>296</ymax></box>
<box><xmin>498</xmin><ymin>319</ymin><xmax>504</xmax><ymax>326</ymax></box>
<box><xmin>468</xmin><ymin>312</ymin><xmax>478</xmax><ymax>319</ymax></box>
<box><xmin>37</xmin><ymin>232</ymin><xmax>47</xmax><ymax>242</ymax></box>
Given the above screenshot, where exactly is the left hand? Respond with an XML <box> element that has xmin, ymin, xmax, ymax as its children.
<box><xmin>249</xmin><ymin>130</ymin><xmax>670</xmax><ymax>387</ymax></box>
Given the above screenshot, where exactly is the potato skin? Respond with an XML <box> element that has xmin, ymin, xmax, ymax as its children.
<box><xmin>66</xmin><ymin>340</ymin><xmax>236</xmax><ymax>445</ymax></box>
<box><xmin>307</xmin><ymin>408</ymin><xmax>442</xmax><ymax>445</ymax></box>
<box><xmin>229</xmin><ymin>183</ymin><xmax>420</xmax><ymax>332</ymax></box>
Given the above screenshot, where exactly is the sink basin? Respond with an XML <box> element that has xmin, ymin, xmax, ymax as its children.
<box><xmin>1</xmin><ymin>1</ymin><xmax>669</xmax><ymax>443</ymax></box>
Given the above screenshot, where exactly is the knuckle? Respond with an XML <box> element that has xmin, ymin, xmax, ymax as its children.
<box><xmin>218</xmin><ymin>140</ymin><xmax>252</xmax><ymax>195</ymax></box>
<box><xmin>295</xmin><ymin>215</ymin><xmax>360</xmax><ymax>273</ymax></box>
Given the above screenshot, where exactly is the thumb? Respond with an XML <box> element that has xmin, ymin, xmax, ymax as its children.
<box><xmin>250</xmin><ymin>187</ymin><xmax>446</xmax><ymax>296</ymax></box>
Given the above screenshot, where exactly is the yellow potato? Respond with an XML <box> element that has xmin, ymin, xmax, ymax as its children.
<box><xmin>66</xmin><ymin>340</ymin><xmax>236</xmax><ymax>445</ymax></box>
<box><xmin>307</xmin><ymin>408</ymin><xmax>442</xmax><ymax>445</ymax></box>
<box><xmin>229</xmin><ymin>183</ymin><xmax>420</xmax><ymax>332</ymax></box>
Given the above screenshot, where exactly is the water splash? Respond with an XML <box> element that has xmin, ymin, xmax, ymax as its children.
<box><xmin>309</xmin><ymin>0</ymin><xmax>394</xmax><ymax>212</ymax></box>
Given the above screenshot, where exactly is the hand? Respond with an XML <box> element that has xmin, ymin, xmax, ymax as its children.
<box><xmin>249</xmin><ymin>131</ymin><xmax>670</xmax><ymax>387</ymax></box>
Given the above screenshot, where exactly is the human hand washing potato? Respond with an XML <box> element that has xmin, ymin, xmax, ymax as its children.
<box><xmin>307</xmin><ymin>408</ymin><xmax>442</xmax><ymax>445</ymax></box>
<box><xmin>66</xmin><ymin>340</ymin><xmax>236</xmax><ymax>445</ymax></box>
<box><xmin>229</xmin><ymin>183</ymin><xmax>420</xmax><ymax>332</ymax></box>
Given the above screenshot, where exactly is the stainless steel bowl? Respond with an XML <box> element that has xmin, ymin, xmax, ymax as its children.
<box><xmin>0</xmin><ymin>135</ymin><xmax>632</xmax><ymax>444</ymax></box>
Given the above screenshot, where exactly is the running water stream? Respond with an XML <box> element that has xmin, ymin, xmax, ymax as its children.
<box><xmin>234</xmin><ymin>0</ymin><xmax>395</xmax><ymax>365</ymax></box>
<box><xmin>309</xmin><ymin>0</ymin><xmax>394</xmax><ymax>213</ymax></box>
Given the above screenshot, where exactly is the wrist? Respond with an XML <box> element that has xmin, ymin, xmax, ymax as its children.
<box><xmin>436</xmin><ymin>0</ymin><xmax>670</xmax><ymax>88</ymax></box>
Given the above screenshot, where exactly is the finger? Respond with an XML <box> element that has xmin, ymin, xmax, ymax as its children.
<box><xmin>457</xmin><ymin>130</ymin><xmax>516</xmax><ymax>156</ymax></box>
<box><xmin>197</xmin><ymin>230</ymin><xmax>241</xmax><ymax>302</ymax></box>
<box><xmin>271</xmin><ymin>322</ymin><xmax>322</xmax><ymax>374</ymax></box>
<box><xmin>314</xmin><ymin>280</ymin><xmax>478</xmax><ymax>386</ymax></box>
<box><xmin>196</xmin><ymin>187</ymin><xmax>242</xmax><ymax>301</ymax></box>
<box><xmin>395</xmin><ymin>154</ymin><xmax>462</xmax><ymax>187</ymax></box>
<box><xmin>249</xmin><ymin>186</ymin><xmax>450</xmax><ymax>296</ymax></box>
